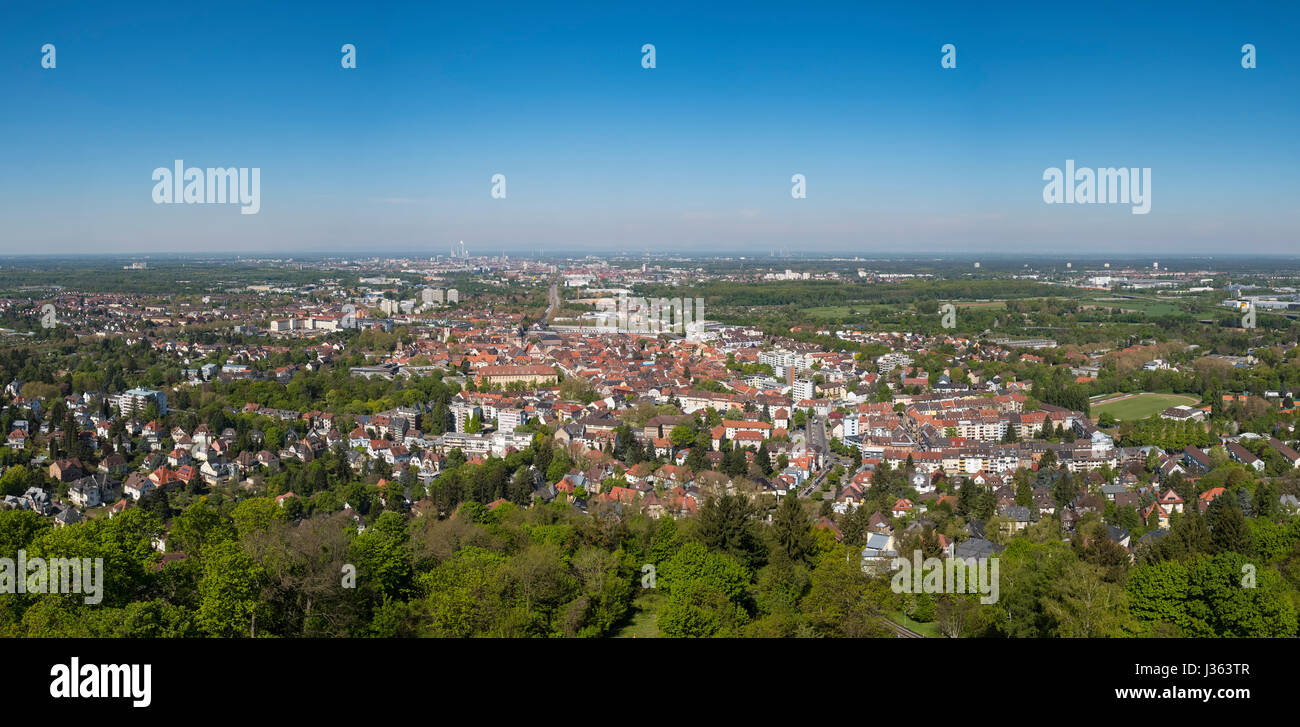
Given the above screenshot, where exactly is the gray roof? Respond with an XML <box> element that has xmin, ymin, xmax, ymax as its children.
<box><xmin>1000</xmin><ymin>505</ymin><xmax>1034</xmax><ymax>522</ymax></box>
<box><xmin>1137</xmin><ymin>529</ymin><xmax>1169</xmax><ymax>545</ymax></box>
<box><xmin>861</xmin><ymin>532</ymin><xmax>897</xmax><ymax>558</ymax></box>
<box><xmin>954</xmin><ymin>537</ymin><xmax>1004</xmax><ymax>560</ymax></box>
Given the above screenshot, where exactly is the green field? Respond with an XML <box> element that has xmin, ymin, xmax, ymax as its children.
<box><xmin>613</xmin><ymin>593</ymin><xmax>661</xmax><ymax>638</ymax></box>
<box><xmin>1083</xmin><ymin>294</ymin><xmax>1208</xmax><ymax>317</ymax></box>
<box><xmin>1092</xmin><ymin>393</ymin><xmax>1201</xmax><ymax>422</ymax></box>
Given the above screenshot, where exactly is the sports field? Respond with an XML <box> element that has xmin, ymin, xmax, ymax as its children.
<box><xmin>1091</xmin><ymin>393</ymin><xmax>1202</xmax><ymax>422</ymax></box>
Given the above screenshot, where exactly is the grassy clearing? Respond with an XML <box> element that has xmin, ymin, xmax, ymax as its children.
<box><xmin>614</xmin><ymin>592</ymin><xmax>661</xmax><ymax>638</ymax></box>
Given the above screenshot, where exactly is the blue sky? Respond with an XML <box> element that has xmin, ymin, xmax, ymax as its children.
<box><xmin>1</xmin><ymin>0</ymin><xmax>1297</xmax><ymax>255</ymax></box>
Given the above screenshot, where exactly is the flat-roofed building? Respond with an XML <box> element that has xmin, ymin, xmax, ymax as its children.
<box><xmin>118</xmin><ymin>387</ymin><xmax>167</xmax><ymax>416</ymax></box>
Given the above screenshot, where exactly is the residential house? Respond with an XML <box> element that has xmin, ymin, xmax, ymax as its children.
<box><xmin>68</xmin><ymin>473</ymin><xmax>119</xmax><ymax>509</ymax></box>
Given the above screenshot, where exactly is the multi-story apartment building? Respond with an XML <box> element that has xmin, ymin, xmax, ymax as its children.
<box><xmin>117</xmin><ymin>387</ymin><xmax>167</xmax><ymax>416</ymax></box>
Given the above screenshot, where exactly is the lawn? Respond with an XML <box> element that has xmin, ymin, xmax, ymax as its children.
<box><xmin>614</xmin><ymin>592</ymin><xmax>661</xmax><ymax>638</ymax></box>
<box><xmin>1092</xmin><ymin>393</ymin><xmax>1201</xmax><ymax>422</ymax></box>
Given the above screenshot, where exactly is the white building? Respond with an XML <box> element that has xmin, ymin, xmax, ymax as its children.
<box><xmin>875</xmin><ymin>352</ymin><xmax>913</xmax><ymax>374</ymax></box>
<box><xmin>497</xmin><ymin>408</ymin><xmax>525</xmax><ymax>433</ymax></box>
<box><xmin>118</xmin><ymin>387</ymin><xmax>167</xmax><ymax>416</ymax></box>
<box><xmin>792</xmin><ymin>379</ymin><xmax>815</xmax><ymax>401</ymax></box>
<box><xmin>451</xmin><ymin>402</ymin><xmax>479</xmax><ymax>433</ymax></box>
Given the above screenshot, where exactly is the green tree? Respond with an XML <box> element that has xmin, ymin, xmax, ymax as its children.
<box><xmin>0</xmin><ymin>509</ymin><xmax>48</xmax><ymax>556</ymax></box>
<box><xmin>753</xmin><ymin>553</ymin><xmax>811</xmax><ymax>617</ymax></box>
<box><xmin>198</xmin><ymin>540</ymin><xmax>267</xmax><ymax>637</ymax></box>
<box><xmin>545</xmin><ymin>449</ymin><xmax>573</xmax><ymax>484</ymax></box>
<box><xmin>230</xmin><ymin>497</ymin><xmax>286</xmax><ymax>541</ymax></box>
<box><xmin>657</xmin><ymin>542</ymin><xmax>752</xmax><ymax>637</ymax></box>
<box><xmin>1013</xmin><ymin>470</ymin><xmax>1033</xmax><ymax>508</ymax></box>
<box><xmin>669</xmin><ymin>424</ymin><xmax>696</xmax><ymax>450</ymax></box>
<box><xmin>1253</xmin><ymin>482</ymin><xmax>1278</xmax><ymax>520</ymax></box>
<box><xmin>349</xmin><ymin>510</ymin><xmax>414</xmax><ymax>601</ymax></box>
<box><xmin>696</xmin><ymin>495</ymin><xmax>765</xmax><ymax>570</ymax></box>
<box><xmin>1207</xmin><ymin>497</ymin><xmax>1253</xmax><ymax>555</ymax></box>
<box><xmin>419</xmin><ymin>547</ymin><xmax>510</xmax><ymax>637</ymax></box>
<box><xmin>170</xmin><ymin>501</ymin><xmax>237</xmax><ymax>560</ymax></box>
<box><xmin>1042</xmin><ymin>560</ymin><xmax>1133</xmax><ymax>637</ymax></box>
<box><xmin>771</xmin><ymin>493</ymin><xmax>813</xmax><ymax>564</ymax></box>
<box><xmin>799</xmin><ymin>550</ymin><xmax>891</xmax><ymax>637</ymax></box>
<box><xmin>0</xmin><ymin>465</ymin><xmax>31</xmax><ymax>497</ymax></box>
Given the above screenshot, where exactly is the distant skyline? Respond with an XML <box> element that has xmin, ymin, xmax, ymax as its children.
<box><xmin>2</xmin><ymin>1</ymin><xmax>1297</xmax><ymax>255</ymax></box>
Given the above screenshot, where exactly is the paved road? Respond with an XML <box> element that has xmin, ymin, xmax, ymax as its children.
<box><xmin>798</xmin><ymin>415</ymin><xmax>851</xmax><ymax>497</ymax></box>
<box><xmin>544</xmin><ymin>280</ymin><xmax>560</xmax><ymax>322</ymax></box>
<box><xmin>800</xmin><ymin>470</ymin><xmax>825</xmax><ymax>498</ymax></box>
